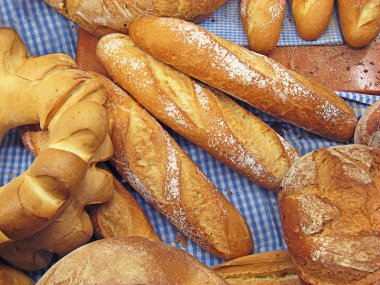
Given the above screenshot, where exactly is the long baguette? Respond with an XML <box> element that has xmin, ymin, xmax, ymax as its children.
<box><xmin>129</xmin><ymin>16</ymin><xmax>357</xmax><ymax>142</ymax></box>
<box><xmin>93</xmin><ymin>74</ymin><xmax>253</xmax><ymax>260</ymax></box>
<box><xmin>96</xmin><ymin>33</ymin><xmax>299</xmax><ymax>191</ymax></box>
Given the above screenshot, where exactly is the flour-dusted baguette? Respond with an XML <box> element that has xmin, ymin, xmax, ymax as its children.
<box><xmin>129</xmin><ymin>17</ymin><xmax>357</xmax><ymax>142</ymax></box>
<box><xmin>339</xmin><ymin>0</ymin><xmax>380</xmax><ymax>48</ymax></box>
<box><xmin>241</xmin><ymin>0</ymin><xmax>286</xmax><ymax>53</ymax></box>
<box><xmin>94</xmin><ymin>74</ymin><xmax>253</xmax><ymax>260</ymax></box>
<box><xmin>291</xmin><ymin>0</ymin><xmax>334</xmax><ymax>41</ymax></box>
<box><xmin>44</xmin><ymin>0</ymin><xmax>228</xmax><ymax>37</ymax></box>
<box><xmin>96</xmin><ymin>34</ymin><xmax>299</xmax><ymax>191</ymax></box>
<box><xmin>213</xmin><ymin>250</ymin><xmax>301</xmax><ymax>285</ymax></box>
<box><xmin>354</xmin><ymin>100</ymin><xmax>380</xmax><ymax>147</ymax></box>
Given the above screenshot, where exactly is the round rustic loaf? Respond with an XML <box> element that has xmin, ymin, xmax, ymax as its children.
<box><xmin>279</xmin><ymin>145</ymin><xmax>380</xmax><ymax>285</ymax></box>
<box><xmin>37</xmin><ymin>237</ymin><xmax>228</xmax><ymax>285</ymax></box>
<box><xmin>354</xmin><ymin>100</ymin><xmax>380</xmax><ymax>148</ymax></box>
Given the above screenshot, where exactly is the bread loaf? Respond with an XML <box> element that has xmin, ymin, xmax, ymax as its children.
<box><xmin>291</xmin><ymin>0</ymin><xmax>334</xmax><ymax>41</ymax></box>
<box><xmin>240</xmin><ymin>0</ymin><xmax>286</xmax><ymax>53</ymax></box>
<box><xmin>37</xmin><ymin>237</ymin><xmax>228</xmax><ymax>285</ymax></box>
<box><xmin>0</xmin><ymin>264</ymin><xmax>34</xmax><ymax>285</ymax></box>
<box><xmin>354</xmin><ymin>100</ymin><xmax>380</xmax><ymax>147</ymax></box>
<box><xmin>44</xmin><ymin>0</ymin><xmax>227</xmax><ymax>37</ymax></box>
<box><xmin>128</xmin><ymin>16</ymin><xmax>357</xmax><ymax>142</ymax></box>
<box><xmin>339</xmin><ymin>0</ymin><xmax>380</xmax><ymax>47</ymax></box>
<box><xmin>94</xmin><ymin>74</ymin><xmax>253</xmax><ymax>260</ymax></box>
<box><xmin>0</xmin><ymin>28</ymin><xmax>113</xmax><ymax>271</ymax></box>
<box><xmin>213</xmin><ymin>250</ymin><xmax>300</xmax><ymax>285</ymax></box>
<box><xmin>279</xmin><ymin>145</ymin><xmax>380</xmax><ymax>284</ymax></box>
<box><xmin>96</xmin><ymin>33</ymin><xmax>299</xmax><ymax>191</ymax></box>
<box><xmin>21</xmin><ymin>125</ymin><xmax>160</xmax><ymax>242</ymax></box>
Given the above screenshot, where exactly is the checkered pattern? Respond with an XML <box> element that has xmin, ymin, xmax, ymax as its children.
<box><xmin>1</xmin><ymin>0</ymin><xmax>379</xmax><ymax>282</ymax></box>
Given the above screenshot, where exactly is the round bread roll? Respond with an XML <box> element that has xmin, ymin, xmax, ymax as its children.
<box><xmin>354</xmin><ymin>100</ymin><xmax>380</xmax><ymax>147</ymax></box>
<box><xmin>37</xmin><ymin>237</ymin><xmax>228</xmax><ymax>285</ymax></box>
<box><xmin>279</xmin><ymin>145</ymin><xmax>380</xmax><ymax>285</ymax></box>
<box><xmin>0</xmin><ymin>264</ymin><xmax>34</xmax><ymax>285</ymax></box>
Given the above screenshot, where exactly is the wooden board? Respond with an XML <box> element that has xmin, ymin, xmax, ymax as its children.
<box><xmin>77</xmin><ymin>28</ymin><xmax>380</xmax><ymax>95</ymax></box>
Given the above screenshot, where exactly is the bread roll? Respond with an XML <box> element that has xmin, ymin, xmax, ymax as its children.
<box><xmin>93</xmin><ymin>74</ymin><xmax>253</xmax><ymax>260</ymax></box>
<box><xmin>96</xmin><ymin>33</ymin><xmax>299</xmax><ymax>191</ymax></box>
<box><xmin>354</xmin><ymin>100</ymin><xmax>380</xmax><ymax>147</ymax></box>
<box><xmin>213</xmin><ymin>250</ymin><xmax>301</xmax><ymax>285</ymax></box>
<box><xmin>339</xmin><ymin>0</ymin><xmax>380</xmax><ymax>48</ymax></box>
<box><xmin>128</xmin><ymin>16</ymin><xmax>357</xmax><ymax>142</ymax></box>
<box><xmin>44</xmin><ymin>0</ymin><xmax>228</xmax><ymax>37</ymax></box>
<box><xmin>240</xmin><ymin>0</ymin><xmax>286</xmax><ymax>53</ymax></box>
<box><xmin>0</xmin><ymin>264</ymin><xmax>34</xmax><ymax>285</ymax></box>
<box><xmin>279</xmin><ymin>145</ymin><xmax>380</xmax><ymax>284</ymax></box>
<box><xmin>291</xmin><ymin>0</ymin><xmax>334</xmax><ymax>41</ymax></box>
<box><xmin>37</xmin><ymin>237</ymin><xmax>228</xmax><ymax>285</ymax></box>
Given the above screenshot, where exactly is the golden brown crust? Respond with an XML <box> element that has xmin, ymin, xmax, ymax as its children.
<box><xmin>279</xmin><ymin>145</ymin><xmax>380</xmax><ymax>284</ymax></box>
<box><xmin>0</xmin><ymin>264</ymin><xmax>34</xmax><ymax>285</ymax></box>
<box><xmin>37</xmin><ymin>237</ymin><xmax>228</xmax><ymax>285</ymax></box>
<box><xmin>339</xmin><ymin>0</ymin><xmax>380</xmax><ymax>48</ymax></box>
<box><xmin>128</xmin><ymin>17</ymin><xmax>357</xmax><ymax>142</ymax></box>
<box><xmin>95</xmin><ymin>74</ymin><xmax>254</xmax><ymax>260</ymax></box>
<box><xmin>44</xmin><ymin>0</ymin><xmax>227</xmax><ymax>37</ymax></box>
<box><xmin>213</xmin><ymin>250</ymin><xmax>301</xmax><ymax>285</ymax></box>
<box><xmin>96</xmin><ymin>33</ymin><xmax>299</xmax><ymax>191</ymax></box>
<box><xmin>291</xmin><ymin>0</ymin><xmax>334</xmax><ymax>41</ymax></box>
<box><xmin>354</xmin><ymin>100</ymin><xmax>380</xmax><ymax>147</ymax></box>
<box><xmin>241</xmin><ymin>0</ymin><xmax>286</xmax><ymax>53</ymax></box>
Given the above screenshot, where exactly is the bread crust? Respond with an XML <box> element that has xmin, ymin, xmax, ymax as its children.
<box><xmin>128</xmin><ymin>17</ymin><xmax>357</xmax><ymax>142</ymax></box>
<box><xmin>291</xmin><ymin>0</ymin><xmax>334</xmax><ymax>41</ymax></box>
<box><xmin>44</xmin><ymin>0</ymin><xmax>228</xmax><ymax>37</ymax></box>
<box><xmin>354</xmin><ymin>100</ymin><xmax>380</xmax><ymax>147</ymax></box>
<box><xmin>37</xmin><ymin>237</ymin><xmax>228</xmax><ymax>285</ymax></box>
<box><xmin>279</xmin><ymin>145</ymin><xmax>380</xmax><ymax>284</ymax></box>
<box><xmin>0</xmin><ymin>264</ymin><xmax>34</xmax><ymax>285</ymax></box>
<box><xmin>339</xmin><ymin>0</ymin><xmax>380</xmax><ymax>47</ymax></box>
<box><xmin>241</xmin><ymin>0</ymin><xmax>286</xmax><ymax>53</ymax></box>
<box><xmin>96</xmin><ymin>33</ymin><xmax>299</xmax><ymax>191</ymax></box>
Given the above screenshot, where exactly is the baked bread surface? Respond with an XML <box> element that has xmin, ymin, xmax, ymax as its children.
<box><xmin>354</xmin><ymin>100</ymin><xmax>380</xmax><ymax>147</ymax></box>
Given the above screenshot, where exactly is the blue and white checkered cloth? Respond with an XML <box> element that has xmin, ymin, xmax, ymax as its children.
<box><xmin>1</xmin><ymin>0</ymin><xmax>379</xmax><ymax>282</ymax></box>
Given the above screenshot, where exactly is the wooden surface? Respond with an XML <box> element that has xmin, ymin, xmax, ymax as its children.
<box><xmin>77</xmin><ymin>28</ymin><xmax>380</xmax><ymax>94</ymax></box>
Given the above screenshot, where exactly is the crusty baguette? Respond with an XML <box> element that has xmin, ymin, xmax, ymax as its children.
<box><xmin>93</xmin><ymin>74</ymin><xmax>253</xmax><ymax>260</ymax></box>
<box><xmin>96</xmin><ymin>33</ymin><xmax>299</xmax><ymax>191</ymax></box>
<box><xmin>291</xmin><ymin>0</ymin><xmax>334</xmax><ymax>41</ymax></box>
<box><xmin>44</xmin><ymin>0</ymin><xmax>228</xmax><ymax>37</ymax></box>
<box><xmin>339</xmin><ymin>0</ymin><xmax>380</xmax><ymax>47</ymax></box>
<box><xmin>240</xmin><ymin>0</ymin><xmax>286</xmax><ymax>53</ymax></box>
<box><xmin>213</xmin><ymin>250</ymin><xmax>300</xmax><ymax>285</ymax></box>
<box><xmin>0</xmin><ymin>264</ymin><xmax>34</xmax><ymax>285</ymax></box>
<box><xmin>279</xmin><ymin>145</ymin><xmax>380</xmax><ymax>284</ymax></box>
<box><xmin>354</xmin><ymin>100</ymin><xmax>380</xmax><ymax>147</ymax></box>
<box><xmin>20</xmin><ymin>125</ymin><xmax>160</xmax><ymax>242</ymax></box>
<box><xmin>128</xmin><ymin>17</ymin><xmax>357</xmax><ymax>142</ymax></box>
<box><xmin>37</xmin><ymin>237</ymin><xmax>228</xmax><ymax>285</ymax></box>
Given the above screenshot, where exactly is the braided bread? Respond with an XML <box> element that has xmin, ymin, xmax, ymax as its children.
<box><xmin>0</xmin><ymin>28</ymin><xmax>113</xmax><ymax>271</ymax></box>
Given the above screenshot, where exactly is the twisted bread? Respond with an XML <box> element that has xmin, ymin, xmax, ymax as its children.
<box><xmin>0</xmin><ymin>29</ymin><xmax>113</xmax><ymax>271</ymax></box>
<box><xmin>129</xmin><ymin>17</ymin><xmax>357</xmax><ymax>142</ymax></box>
<box><xmin>44</xmin><ymin>0</ymin><xmax>228</xmax><ymax>37</ymax></box>
<box><xmin>96</xmin><ymin>33</ymin><xmax>299</xmax><ymax>191</ymax></box>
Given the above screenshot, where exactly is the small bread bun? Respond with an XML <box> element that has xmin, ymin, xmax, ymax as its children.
<box><xmin>354</xmin><ymin>100</ymin><xmax>380</xmax><ymax>147</ymax></box>
<box><xmin>279</xmin><ymin>145</ymin><xmax>380</xmax><ymax>285</ymax></box>
<box><xmin>0</xmin><ymin>264</ymin><xmax>34</xmax><ymax>285</ymax></box>
<box><xmin>37</xmin><ymin>237</ymin><xmax>228</xmax><ymax>285</ymax></box>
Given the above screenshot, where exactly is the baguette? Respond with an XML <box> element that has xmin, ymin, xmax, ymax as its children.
<box><xmin>0</xmin><ymin>264</ymin><xmax>34</xmax><ymax>285</ymax></box>
<box><xmin>128</xmin><ymin>17</ymin><xmax>357</xmax><ymax>142</ymax></box>
<box><xmin>213</xmin><ymin>250</ymin><xmax>300</xmax><ymax>285</ymax></box>
<box><xmin>96</xmin><ymin>33</ymin><xmax>299</xmax><ymax>191</ymax></box>
<box><xmin>240</xmin><ymin>0</ymin><xmax>286</xmax><ymax>53</ymax></box>
<box><xmin>354</xmin><ymin>100</ymin><xmax>380</xmax><ymax>147</ymax></box>
<box><xmin>44</xmin><ymin>0</ymin><xmax>228</xmax><ymax>37</ymax></box>
<box><xmin>37</xmin><ymin>237</ymin><xmax>228</xmax><ymax>285</ymax></box>
<box><xmin>291</xmin><ymin>0</ymin><xmax>334</xmax><ymax>41</ymax></box>
<box><xmin>21</xmin><ymin>125</ymin><xmax>160</xmax><ymax>242</ymax></box>
<box><xmin>339</xmin><ymin>0</ymin><xmax>380</xmax><ymax>48</ymax></box>
<box><xmin>94</xmin><ymin>74</ymin><xmax>253</xmax><ymax>260</ymax></box>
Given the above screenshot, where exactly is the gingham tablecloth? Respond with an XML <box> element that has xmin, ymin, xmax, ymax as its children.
<box><xmin>1</xmin><ymin>0</ymin><xmax>379</xmax><ymax>282</ymax></box>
